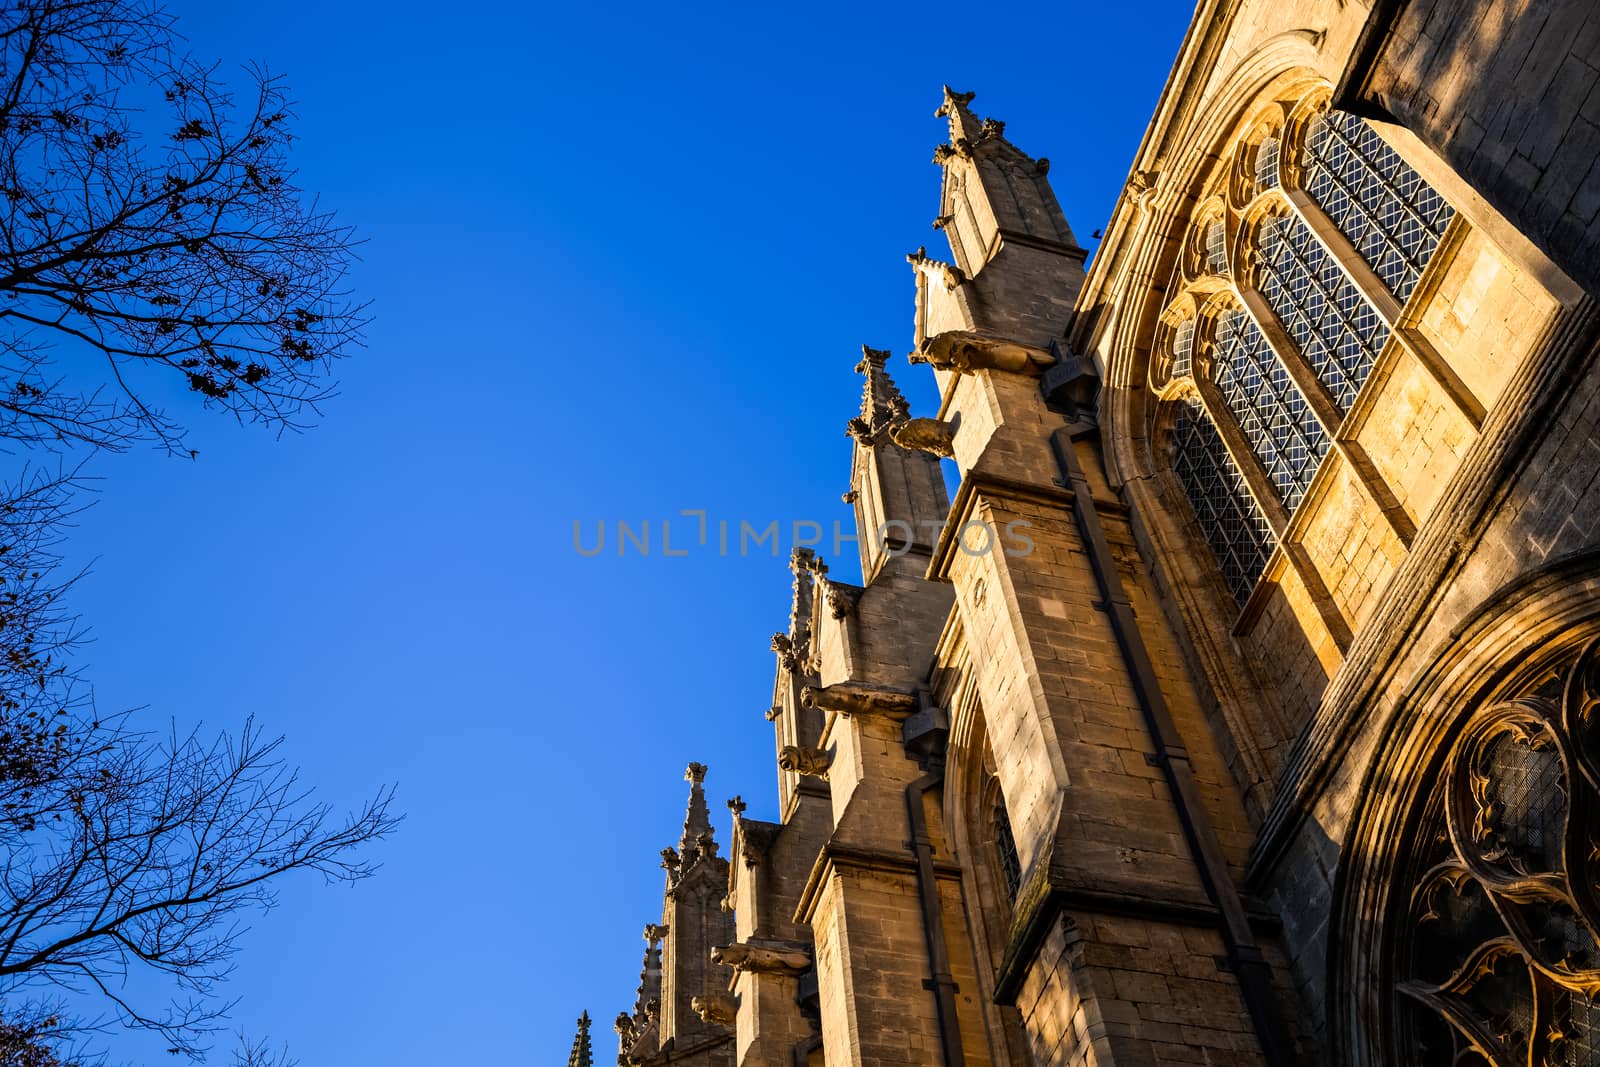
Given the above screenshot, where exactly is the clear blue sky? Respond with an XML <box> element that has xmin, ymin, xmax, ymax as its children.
<box><xmin>57</xmin><ymin>1</ymin><xmax>1196</xmax><ymax>1061</ymax></box>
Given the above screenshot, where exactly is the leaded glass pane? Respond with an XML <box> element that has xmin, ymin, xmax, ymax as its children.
<box><xmin>1205</xmin><ymin>219</ymin><xmax>1228</xmax><ymax>274</ymax></box>
<box><xmin>1212</xmin><ymin>308</ymin><xmax>1330</xmax><ymax>512</ymax></box>
<box><xmin>1258</xmin><ymin>213</ymin><xmax>1391</xmax><ymax>411</ymax></box>
<box><xmin>1255</xmin><ymin>136</ymin><xmax>1280</xmax><ymax>191</ymax></box>
<box><xmin>1171</xmin><ymin>401</ymin><xmax>1276</xmax><ymax>605</ymax></box>
<box><xmin>1302</xmin><ymin>109</ymin><xmax>1455</xmax><ymax>303</ymax></box>
<box><xmin>1172</xmin><ymin>319</ymin><xmax>1194</xmax><ymax>378</ymax></box>
<box><xmin>993</xmin><ymin>799</ymin><xmax>1021</xmax><ymax>902</ymax></box>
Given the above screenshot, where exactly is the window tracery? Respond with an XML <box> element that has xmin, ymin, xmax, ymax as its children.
<box><xmin>992</xmin><ymin>797</ymin><xmax>1021</xmax><ymax>903</ymax></box>
<box><xmin>1211</xmin><ymin>307</ymin><xmax>1330</xmax><ymax>511</ymax></box>
<box><xmin>1302</xmin><ymin>109</ymin><xmax>1456</xmax><ymax>303</ymax></box>
<box><xmin>1170</xmin><ymin>401</ymin><xmax>1275</xmax><ymax>605</ymax></box>
<box><xmin>1153</xmin><ymin>95</ymin><xmax>1458</xmax><ymax>611</ymax></box>
<box><xmin>1257</xmin><ymin>212</ymin><xmax>1391</xmax><ymax>411</ymax></box>
<box><xmin>1395</xmin><ymin>641</ymin><xmax>1600</xmax><ymax>1065</ymax></box>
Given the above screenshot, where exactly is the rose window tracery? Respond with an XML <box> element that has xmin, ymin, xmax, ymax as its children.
<box><xmin>1397</xmin><ymin>643</ymin><xmax>1600</xmax><ymax>1066</ymax></box>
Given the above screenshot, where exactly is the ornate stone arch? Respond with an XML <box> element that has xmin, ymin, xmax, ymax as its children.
<box><xmin>1331</xmin><ymin>549</ymin><xmax>1600</xmax><ymax>1066</ymax></box>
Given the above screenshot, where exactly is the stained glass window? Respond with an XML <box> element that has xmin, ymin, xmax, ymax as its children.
<box><xmin>1171</xmin><ymin>401</ymin><xmax>1276</xmax><ymax>604</ymax></box>
<box><xmin>1258</xmin><ymin>213</ymin><xmax>1391</xmax><ymax>411</ymax></box>
<box><xmin>1212</xmin><ymin>308</ymin><xmax>1330</xmax><ymax>512</ymax></box>
<box><xmin>1303</xmin><ymin>109</ymin><xmax>1455</xmax><ymax>304</ymax></box>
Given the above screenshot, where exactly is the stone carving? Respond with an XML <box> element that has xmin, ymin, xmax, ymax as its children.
<box><xmin>841</xmin><ymin>489</ymin><xmax>859</xmax><ymax>504</ymax></box>
<box><xmin>1395</xmin><ymin>640</ymin><xmax>1600</xmax><ymax>1063</ymax></box>
<box><xmin>643</xmin><ymin>924</ymin><xmax>668</xmax><ymax>942</ymax></box>
<box><xmin>1127</xmin><ymin>169</ymin><xmax>1160</xmax><ymax>212</ymax></box>
<box><xmin>914</xmin><ymin>330</ymin><xmax>1055</xmax><ymax>376</ymax></box>
<box><xmin>1036</xmin><ymin>157</ymin><xmax>1050</xmax><ymax>175</ymax></box>
<box><xmin>735</xmin><ymin>818</ymin><xmax>780</xmax><ymax>869</ymax></box>
<box><xmin>712</xmin><ymin>941</ymin><xmax>813</xmax><ymax>976</ymax></box>
<box><xmin>764</xmin><ymin>704</ymin><xmax>781</xmax><ymax>722</ymax></box>
<box><xmin>931</xmin><ymin>214</ymin><xmax>953</xmax><ymax>230</ymax></box>
<box><xmin>770</xmin><ymin>632</ymin><xmax>803</xmax><ymax>673</ymax></box>
<box><xmin>725</xmin><ymin>795</ymin><xmax>746</xmax><ymax>818</ymax></box>
<box><xmin>825</xmin><ymin>582</ymin><xmax>862</xmax><ymax>619</ymax></box>
<box><xmin>778</xmin><ymin>745</ymin><xmax>832</xmax><ymax>779</ymax></box>
<box><xmin>801</xmin><ymin>681</ymin><xmax>919</xmax><ymax>718</ymax></box>
<box><xmin>659</xmin><ymin>848</ymin><xmax>679</xmax><ymax>873</ymax></box>
<box><xmin>889</xmin><ymin>417</ymin><xmax>956</xmax><ymax>459</ymax></box>
<box><xmin>906</xmin><ymin>246</ymin><xmax>965</xmax><ymax>290</ymax></box>
<box><xmin>980</xmin><ymin>117</ymin><xmax>1006</xmax><ymax>140</ymax></box>
<box><xmin>691</xmin><ymin>992</ymin><xmax>737</xmax><ymax>1027</ymax></box>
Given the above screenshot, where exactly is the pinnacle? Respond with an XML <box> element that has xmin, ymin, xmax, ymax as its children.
<box><xmin>851</xmin><ymin>345</ymin><xmax>907</xmax><ymax>439</ymax></box>
<box><xmin>935</xmin><ymin>86</ymin><xmax>983</xmax><ymax>145</ymax></box>
<box><xmin>566</xmin><ymin>1010</ymin><xmax>594</xmax><ymax>1067</ymax></box>
<box><xmin>679</xmin><ymin>761</ymin><xmax>715</xmax><ymax>858</ymax></box>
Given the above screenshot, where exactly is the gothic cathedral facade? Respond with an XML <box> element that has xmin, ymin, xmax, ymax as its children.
<box><xmin>591</xmin><ymin>0</ymin><xmax>1600</xmax><ymax>1063</ymax></box>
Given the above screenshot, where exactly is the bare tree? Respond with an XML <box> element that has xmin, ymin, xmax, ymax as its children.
<box><xmin>0</xmin><ymin>2</ymin><xmax>390</xmax><ymax>1061</ymax></box>
<box><xmin>0</xmin><ymin>465</ymin><xmax>398</xmax><ymax>1059</ymax></box>
<box><xmin>0</xmin><ymin>0</ymin><xmax>364</xmax><ymax>454</ymax></box>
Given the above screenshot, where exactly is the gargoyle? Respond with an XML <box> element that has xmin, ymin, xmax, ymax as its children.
<box><xmin>778</xmin><ymin>745</ymin><xmax>833</xmax><ymax>779</ymax></box>
<box><xmin>889</xmin><ymin>417</ymin><xmax>956</xmax><ymax>458</ymax></box>
<box><xmin>913</xmin><ymin>331</ymin><xmax>1054</xmax><ymax>376</ymax></box>
<box><xmin>691</xmin><ymin>992</ymin><xmax>737</xmax><ymax>1028</ymax></box>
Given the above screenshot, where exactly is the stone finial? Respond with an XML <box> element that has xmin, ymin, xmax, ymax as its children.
<box><xmin>848</xmin><ymin>345</ymin><xmax>907</xmax><ymax>441</ymax></box>
<box><xmin>679</xmin><ymin>763</ymin><xmax>715</xmax><ymax>859</ymax></box>
<box><xmin>565</xmin><ymin>1010</ymin><xmax>594</xmax><ymax>1067</ymax></box>
<box><xmin>788</xmin><ymin>547</ymin><xmax>816</xmax><ymax>641</ymax></box>
<box><xmin>644</xmin><ymin>924</ymin><xmax>668</xmax><ymax>942</ymax></box>
<box><xmin>935</xmin><ymin>86</ymin><xmax>983</xmax><ymax>145</ymax></box>
<box><xmin>726</xmin><ymin>795</ymin><xmax>746</xmax><ymax>819</ymax></box>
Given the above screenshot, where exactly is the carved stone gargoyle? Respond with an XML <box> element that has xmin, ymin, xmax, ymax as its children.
<box><xmin>825</xmin><ymin>582</ymin><xmax>862</xmax><ymax>619</ymax></box>
<box><xmin>691</xmin><ymin>992</ymin><xmax>737</xmax><ymax>1028</ymax></box>
<box><xmin>889</xmin><ymin>417</ymin><xmax>956</xmax><ymax>458</ymax></box>
<box><xmin>913</xmin><ymin>331</ymin><xmax>1055</xmax><ymax>376</ymax></box>
<box><xmin>778</xmin><ymin>745</ymin><xmax>832</xmax><ymax>779</ymax></box>
<box><xmin>802</xmin><ymin>681</ymin><xmax>918</xmax><ymax>718</ymax></box>
<box><xmin>712</xmin><ymin>940</ymin><xmax>813</xmax><ymax>976</ymax></box>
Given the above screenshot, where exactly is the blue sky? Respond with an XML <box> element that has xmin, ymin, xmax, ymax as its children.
<box><xmin>55</xmin><ymin>1</ymin><xmax>1196</xmax><ymax>1061</ymax></box>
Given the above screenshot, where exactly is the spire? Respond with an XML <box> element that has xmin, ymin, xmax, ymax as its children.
<box><xmin>846</xmin><ymin>345</ymin><xmax>908</xmax><ymax>442</ymax></box>
<box><xmin>678</xmin><ymin>762</ymin><xmax>715</xmax><ymax>861</ymax></box>
<box><xmin>565</xmin><ymin>1011</ymin><xmax>594</xmax><ymax>1067</ymax></box>
<box><xmin>929</xmin><ymin>85</ymin><xmax>1082</xmax><ymax>284</ymax></box>
<box><xmin>935</xmin><ymin>85</ymin><xmax>984</xmax><ymax>145</ymax></box>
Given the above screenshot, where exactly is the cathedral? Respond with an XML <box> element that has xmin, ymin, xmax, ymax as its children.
<box><xmin>578</xmin><ymin>0</ymin><xmax>1600</xmax><ymax>1062</ymax></box>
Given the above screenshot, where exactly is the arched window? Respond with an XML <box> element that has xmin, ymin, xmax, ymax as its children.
<box><xmin>992</xmin><ymin>797</ymin><xmax>1021</xmax><ymax>902</ymax></box>
<box><xmin>1171</xmin><ymin>401</ymin><xmax>1276</xmax><ymax>604</ymax></box>
<box><xmin>1172</xmin><ymin>319</ymin><xmax>1195</xmax><ymax>379</ymax></box>
<box><xmin>1302</xmin><ymin>109</ymin><xmax>1456</xmax><ymax>303</ymax></box>
<box><xmin>1392</xmin><ymin>643</ymin><xmax>1600</xmax><ymax>1064</ymax></box>
<box><xmin>1152</xmin><ymin>98</ymin><xmax>1458</xmax><ymax>611</ymax></box>
<box><xmin>1211</xmin><ymin>307</ymin><xmax>1330</xmax><ymax>511</ymax></box>
<box><xmin>1257</xmin><ymin>212</ymin><xmax>1391</xmax><ymax>410</ymax></box>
